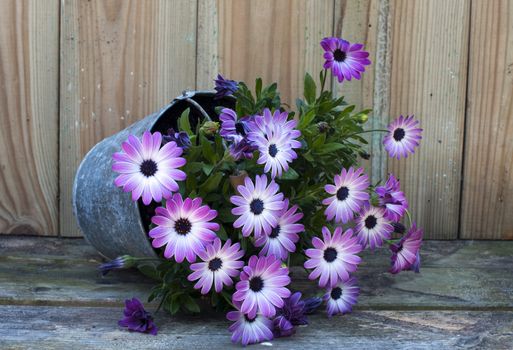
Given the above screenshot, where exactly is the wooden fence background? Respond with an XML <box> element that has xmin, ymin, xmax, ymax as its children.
<box><xmin>0</xmin><ymin>0</ymin><xmax>511</xmax><ymax>239</ymax></box>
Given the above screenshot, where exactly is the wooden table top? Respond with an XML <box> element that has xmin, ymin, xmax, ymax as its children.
<box><xmin>1</xmin><ymin>236</ymin><xmax>512</xmax><ymax>349</ymax></box>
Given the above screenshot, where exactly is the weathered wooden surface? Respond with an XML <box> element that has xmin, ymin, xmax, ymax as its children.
<box><xmin>1</xmin><ymin>306</ymin><xmax>512</xmax><ymax>349</ymax></box>
<box><xmin>460</xmin><ymin>0</ymin><xmax>513</xmax><ymax>240</ymax></box>
<box><xmin>1</xmin><ymin>237</ymin><xmax>512</xmax><ymax>310</ymax></box>
<box><xmin>0</xmin><ymin>0</ymin><xmax>59</xmax><ymax>236</ymax></box>
<box><xmin>0</xmin><ymin>237</ymin><xmax>512</xmax><ymax>349</ymax></box>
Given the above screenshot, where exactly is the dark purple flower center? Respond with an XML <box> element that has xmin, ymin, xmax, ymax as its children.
<box><xmin>174</xmin><ymin>217</ymin><xmax>192</xmax><ymax>235</ymax></box>
<box><xmin>269</xmin><ymin>225</ymin><xmax>281</xmax><ymax>238</ymax></box>
<box><xmin>250</xmin><ymin>199</ymin><xmax>264</xmax><ymax>215</ymax></box>
<box><xmin>235</xmin><ymin>122</ymin><xmax>246</xmax><ymax>136</ymax></box>
<box><xmin>333</xmin><ymin>49</ymin><xmax>347</xmax><ymax>62</ymax></box>
<box><xmin>323</xmin><ymin>247</ymin><xmax>338</xmax><ymax>263</ymax></box>
<box><xmin>364</xmin><ymin>215</ymin><xmax>378</xmax><ymax>229</ymax></box>
<box><xmin>330</xmin><ymin>287</ymin><xmax>342</xmax><ymax>300</ymax></box>
<box><xmin>244</xmin><ymin>315</ymin><xmax>257</xmax><ymax>323</ymax></box>
<box><xmin>249</xmin><ymin>276</ymin><xmax>264</xmax><ymax>292</ymax></box>
<box><xmin>336</xmin><ymin>186</ymin><xmax>349</xmax><ymax>201</ymax></box>
<box><xmin>393</xmin><ymin>128</ymin><xmax>406</xmax><ymax>141</ymax></box>
<box><xmin>268</xmin><ymin>144</ymin><xmax>278</xmax><ymax>157</ymax></box>
<box><xmin>208</xmin><ymin>257</ymin><xmax>223</xmax><ymax>271</ymax></box>
<box><xmin>139</xmin><ymin>159</ymin><xmax>158</xmax><ymax>177</ymax></box>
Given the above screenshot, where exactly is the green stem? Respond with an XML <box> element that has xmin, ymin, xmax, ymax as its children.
<box><xmin>320</xmin><ymin>69</ymin><xmax>328</xmax><ymax>94</ymax></box>
<box><xmin>345</xmin><ymin>129</ymin><xmax>389</xmax><ymax>138</ymax></box>
<box><xmin>405</xmin><ymin>209</ymin><xmax>413</xmax><ymax>228</ymax></box>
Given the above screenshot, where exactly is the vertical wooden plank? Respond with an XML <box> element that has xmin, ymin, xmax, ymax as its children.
<box><xmin>60</xmin><ymin>0</ymin><xmax>198</xmax><ymax>236</ymax></box>
<box><xmin>387</xmin><ymin>0</ymin><xmax>470</xmax><ymax>239</ymax></box>
<box><xmin>461</xmin><ymin>0</ymin><xmax>513</xmax><ymax>239</ymax></box>
<box><xmin>332</xmin><ymin>0</ymin><xmax>389</xmax><ymax>182</ymax></box>
<box><xmin>196</xmin><ymin>0</ymin><xmax>219</xmax><ymax>90</ymax></box>
<box><xmin>211</xmin><ymin>0</ymin><xmax>334</xmax><ymax>106</ymax></box>
<box><xmin>0</xmin><ymin>0</ymin><xmax>59</xmax><ymax>235</ymax></box>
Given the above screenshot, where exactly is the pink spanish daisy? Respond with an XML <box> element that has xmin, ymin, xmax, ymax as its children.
<box><xmin>148</xmin><ymin>193</ymin><xmax>219</xmax><ymax>263</ymax></box>
<box><xmin>375</xmin><ymin>174</ymin><xmax>409</xmax><ymax>221</ymax></box>
<box><xmin>390</xmin><ymin>223</ymin><xmax>423</xmax><ymax>274</ymax></box>
<box><xmin>254</xmin><ymin>199</ymin><xmax>304</xmax><ymax>261</ymax></box>
<box><xmin>323</xmin><ymin>167</ymin><xmax>370</xmax><ymax>224</ymax></box>
<box><xmin>227</xmin><ymin>303</ymin><xmax>274</xmax><ymax>346</ymax></box>
<box><xmin>383</xmin><ymin>115</ymin><xmax>423</xmax><ymax>159</ymax></box>
<box><xmin>304</xmin><ymin>227</ymin><xmax>363</xmax><ymax>288</ymax></box>
<box><xmin>112</xmin><ymin>131</ymin><xmax>186</xmax><ymax>205</ymax></box>
<box><xmin>187</xmin><ymin>238</ymin><xmax>245</xmax><ymax>294</ymax></box>
<box><xmin>247</xmin><ymin>110</ymin><xmax>301</xmax><ymax>178</ymax></box>
<box><xmin>233</xmin><ymin>255</ymin><xmax>291</xmax><ymax>318</ymax></box>
<box><xmin>355</xmin><ymin>205</ymin><xmax>394</xmax><ymax>250</ymax></box>
<box><xmin>323</xmin><ymin>277</ymin><xmax>360</xmax><ymax>317</ymax></box>
<box><xmin>230</xmin><ymin>175</ymin><xmax>285</xmax><ymax>238</ymax></box>
<box><xmin>321</xmin><ymin>37</ymin><xmax>371</xmax><ymax>83</ymax></box>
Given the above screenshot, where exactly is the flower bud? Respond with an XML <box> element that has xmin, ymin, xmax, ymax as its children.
<box><xmin>317</xmin><ymin>121</ymin><xmax>330</xmax><ymax>133</ymax></box>
<box><xmin>200</xmin><ymin>121</ymin><xmax>220</xmax><ymax>136</ymax></box>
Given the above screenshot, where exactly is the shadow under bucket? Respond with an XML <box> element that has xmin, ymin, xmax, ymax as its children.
<box><xmin>72</xmin><ymin>91</ymin><xmax>235</xmax><ymax>259</ymax></box>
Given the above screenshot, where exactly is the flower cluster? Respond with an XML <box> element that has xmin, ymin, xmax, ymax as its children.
<box><xmin>109</xmin><ymin>36</ymin><xmax>424</xmax><ymax>344</ymax></box>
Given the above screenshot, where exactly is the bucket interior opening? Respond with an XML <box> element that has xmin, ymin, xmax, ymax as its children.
<box><xmin>138</xmin><ymin>92</ymin><xmax>236</xmax><ymax>240</ymax></box>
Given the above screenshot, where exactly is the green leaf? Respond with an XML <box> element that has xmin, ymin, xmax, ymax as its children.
<box><xmin>178</xmin><ymin>108</ymin><xmax>192</xmax><ymax>135</ymax></box>
<box><xmin>182</xmin><ymin>295</ymin><xmax>201</xmax><ymax>313</ymax></box>
<box><xmin>304</xmin><ymin>73</ymin><xmax>316</xmax><ymax>104</ymax></box>
<box><xmin>202</xmin><ymin>163</ymin><xmax>215</xmax><ymax>176</ymax></box>
<box><xmin>200</xmin><ymin>135</ymin><xmax>217</xmax><ymax>164</ymax></box>
<box><xmin>137</xmin><ymin>264</ymin><xmax>161</xmax><ymax>281</ymax></box>
<box><xmin>281</xmin><ymin>167</ymin><xmax>299</xmax><ymax>180</ymax></box>
<box><xmin>298</xmin><ymin>109</ymin><xmax>316</xmax><ymax>130</ymax></box>
<box><xmin>318</xmin><ymin>142</ymin><xmax>345</xmax><ymax>154</ymax></box>
<box><xmin>200</xmin><ymin>172</ymin><xmax>223</xmax><ymax>194</ymax></box>
<box><xmin>255</xmin><ymin>78</ymin><xmax>262</xmax><ymax>98</ymax></box>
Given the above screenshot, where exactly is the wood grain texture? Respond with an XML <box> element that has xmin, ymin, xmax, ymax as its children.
<box><xmin>59</xmin><ymin>0</ymin><xmax>198</xmax><ymax>236</ymax></box>
<box><xmin>1</xmin><ymin>237</ymin><xmax>512</xmax><ymax>309</ymax></box>
<box><xmin>460</xmin><ymin>0</ymin><xmax>513</xmax><ymax>239</ymax></box>
<box><xmin>1</xmin><ymin>306</ymin><xmax>511</xmax><ymax>349</ymax></box>
<box><xmin>0</xmin><ymin>237</ymin><xmax>513</xmax><ymax>349</ymax></box>
<box><xmin>213</xmin><ymin>0</ymin><xmax>334</xmax><ymax>106</ymax></box>
<box><xmin>386</xmin><ymin>0</ymin><xmax>470</xmax><ymax>239</ymax></box>
<box><xmin>332</xmin><ymin>0</ymin><xmax>389</xmax><ymax>181</ymax></box>
<box><xmin>0</xmin><ymin>0</ymin><xmax>59</xmax><ymax>236</ymax></box>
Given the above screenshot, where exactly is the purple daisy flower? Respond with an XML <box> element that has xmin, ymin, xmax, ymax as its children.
<box><xmin>355</xmin><ymin>205</ymin><xmax>394</xmax><ymax>250</ymax></box>
<box><xmin>229</xmin><ymin>137</ymin><xmax>256</xmax><ymax>161</ymax></box>
<box><xmin>214</xmin><ymin>74</ymin><xmax>238</xmax><ymax>99</ymax></box>
<box><xmin>227</xmin><ymin>304</ymin><xmax>274</xmax><ymax>346</ymax></box>
<box><xmin>162</xmin><ymin>128</ymin><xmax>191</xmax><ymax>150</ymax></box>
<box><xmin>375</xmin><ymin>174</ymin><xmax>409</xmax><ymax>221</ymax></box>
<box><xmin>149</xmin><ymin>193</ymin><xmax>219</xmax><ymax>263</ymax></box>
<box><xmin>273</xmin><ymin>315</ymin><xmax>295</xmax><ymax>338</ymax></box>
<box><xmin>247</xmin><ymin>109</ymin><xmax>301</xmax><ymax>178</ymax></box>
<box><xmin>324</xmin><ymin>277</ymin><xmax>360</xmax><ymax>317</ymax></box>
<box><xmin>321</xmin><ymin>37</ymin><xmax>371</xmax><ymax>83</ymax></box>
<box><xmin>118</xmin><ymin>297</ymin><xmax>157</xmax><ymax>335</ymax></box>
<box><xmin>112</xmin><ymin>131</ymin><xmax>187</xmax><ymax>205</ymax></box>
<box><xmin>187</xmin><ymin>238</ymin><xmax>245</xmax><ymax>294</ymax></box>
<box><xmin>303</xmin><ymin>296</ymin><xmax>323</xmax><ymax>314</ymax></box>
<box><xmin>323</xmin><ymin>167</ymin><xmax>370</xmax><ymax>224</ymax></box>
<box><xmin>390</xmin><ymin>224</ymin><xmax>423</xmax><ymax>274</ymax></box>
<box><xmin>383</xmin><ymin>115</ymin><xmax>423</xmax><ymax>159</ymax></box>
<box><xmin>230</xmin><ymin>175</ymin><xmax>285</xmax><ymax>238</ymax></box>
<box><xmin>219</xmin><ymin>108</ymin><xmax>251</xmax><ymax>142</ymax></box>
<box><xmin>254</xmin><ymin>199</ymin><xmax>303</xmax><ymax>261</ymax></box>
<box><xmin>304</xmin><ymin>227</ymin><xmax>363</xmax><ymax>288</ymax></box>
<box><xmin>276</xmin><ymin>291</ymin><xmax>308</xmax><ymax>326</ymax></box>
<box><xmin>98</xmin><ymin>255</ymin><xmax>134</xmax><ymax>275</ymax></box>
<box><xmin>233</xmin><ymin>255</ymin><xmax>291</xmax><ymax>318</ymax></box>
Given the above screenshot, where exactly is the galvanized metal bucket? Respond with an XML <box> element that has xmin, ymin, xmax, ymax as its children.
<box><xmin>72</xmin><ymin>91</ymin><xmax>234</xmax><ymax>259</ymax></box>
